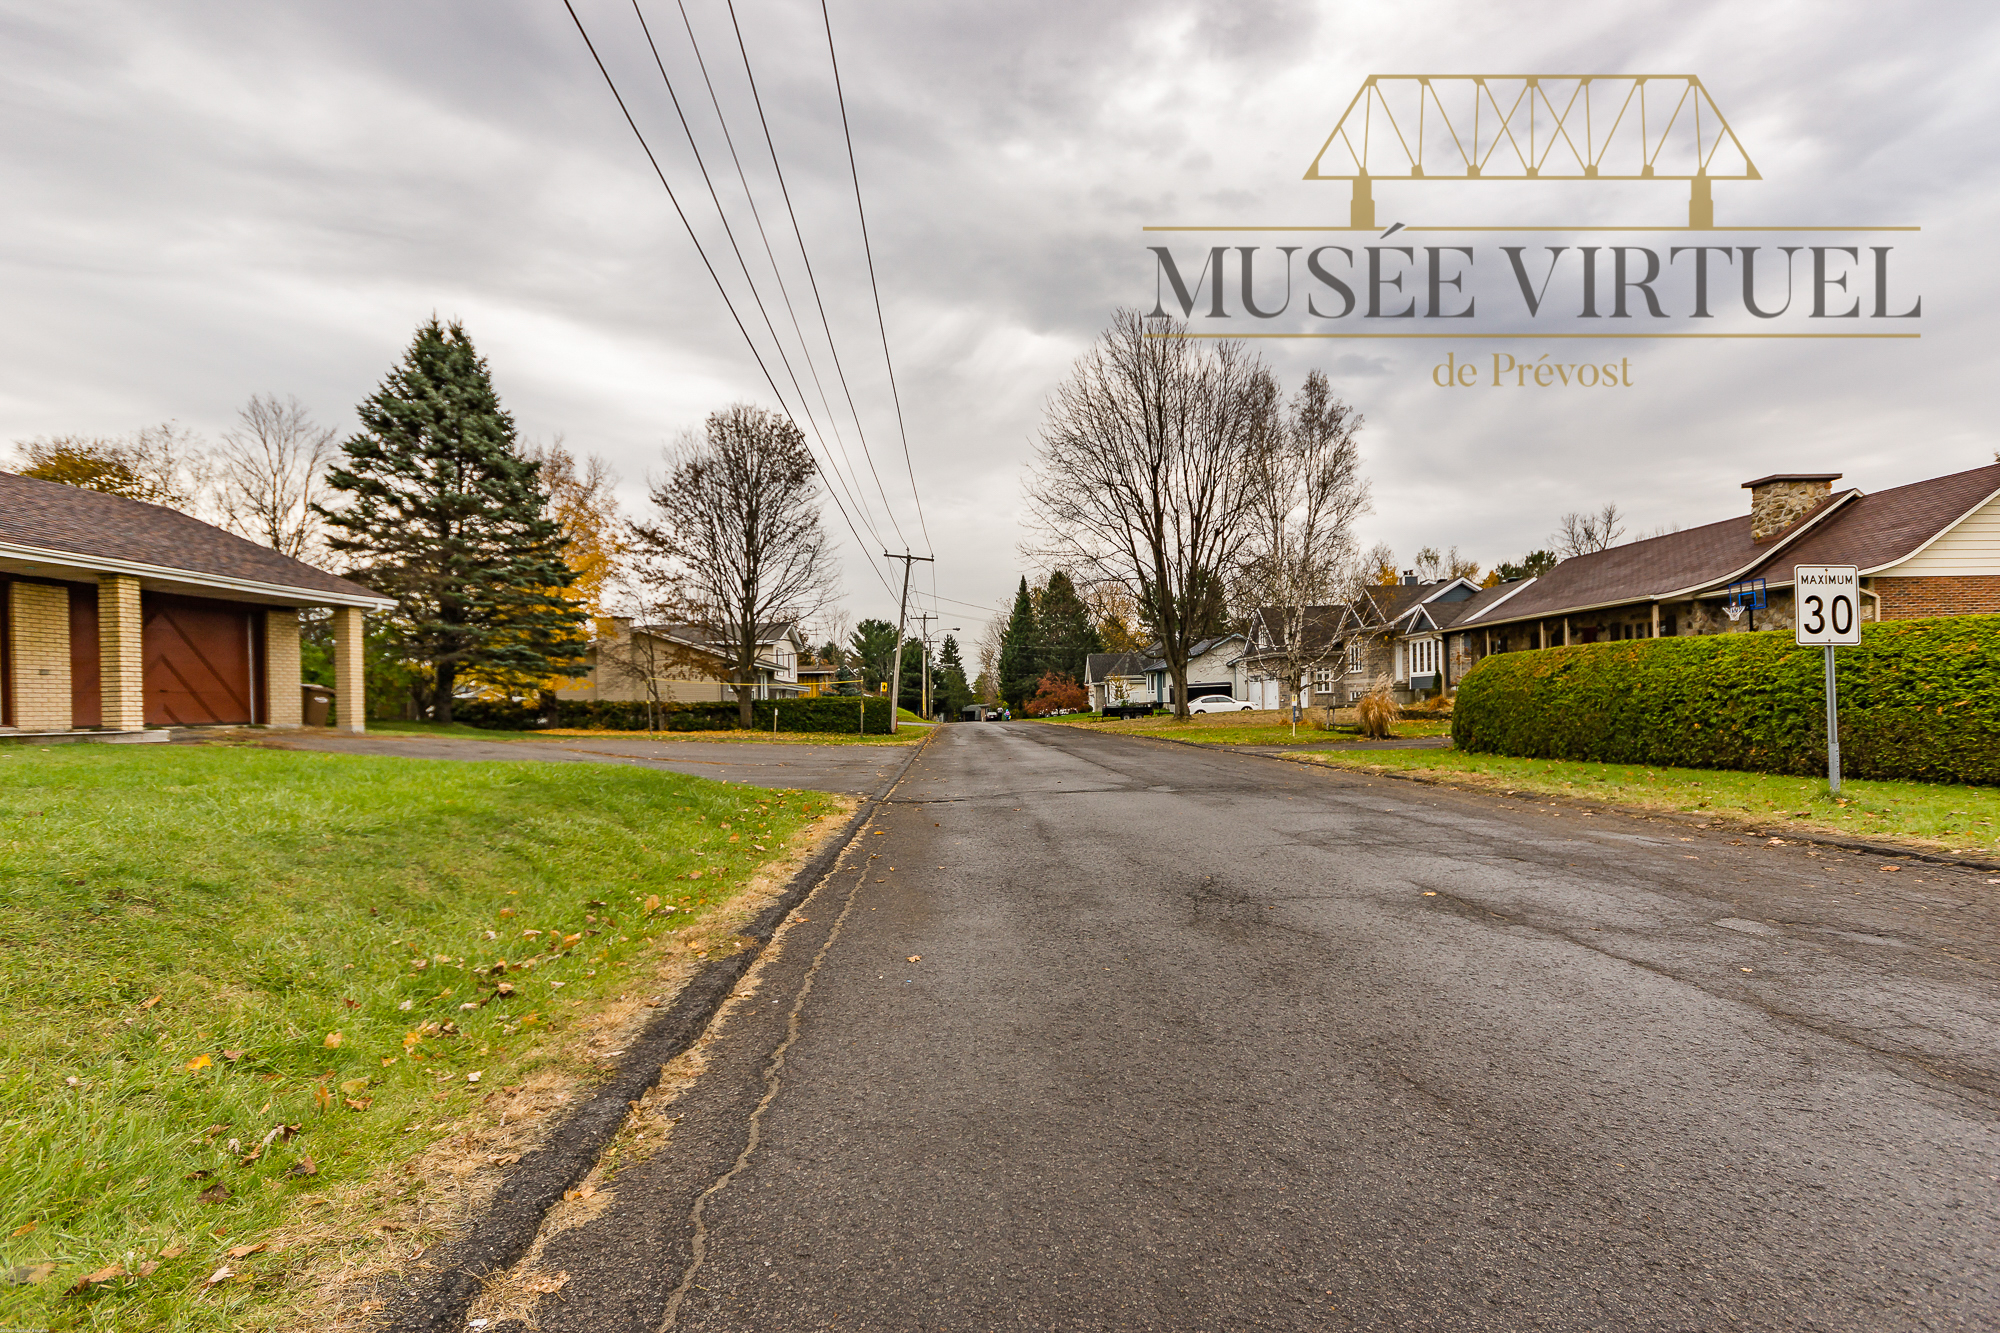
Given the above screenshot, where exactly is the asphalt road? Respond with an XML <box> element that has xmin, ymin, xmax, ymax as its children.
<box><xmin>259</xmin><ymin>731</ymin><xmax>914</xmax><ymax>794</ymax></box>
<box><xmin>489</xmin><ymin>722</ymin><xmax>2000</xmax><ymax>1332</ymax></box>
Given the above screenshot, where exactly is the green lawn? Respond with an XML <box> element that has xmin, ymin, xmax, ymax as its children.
<box><xmin>1287</xmin><ymin>748</ymin><xmax>2000</xmax><ymax>856</ymax></box>
<box><xmin>1042</xmin><ymin>711</ymin><xmax>1455</xmax><ymax>746</ymax></box>
<box><xmin>0</xmin><ymin>746</ymin><xmax>835</xmax><ymax>1330</ymax></box>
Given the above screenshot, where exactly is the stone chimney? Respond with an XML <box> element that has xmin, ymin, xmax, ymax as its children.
<box><xmin>1743</xmin><ymin>473</ymin><xmax>1841</xmax><ymax>542</ymax></box>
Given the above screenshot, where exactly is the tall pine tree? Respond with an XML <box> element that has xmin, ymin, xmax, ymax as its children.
<box><xmin>1036</xmin><ymin>569</ymin><xmax>1102</xmax><ymax>684</ymax></box>
<box><xmin>997</xmin><ymin>576</ymin><xmax>1040</xmax><ymax>710</ymax></box>
<box><xmin>320</xmin><ymin>318</ymin><xmax>584</xmax><ymax>723</ymax></box>
<box><xmin>935</xmin><ymin>634</ymin><xmax>972</xmax><ymax>716</ymax></box>
<box><xmin>848</xmin><ymin>619</ymin><xmax>899</xmax><ymax>692</ymax></box>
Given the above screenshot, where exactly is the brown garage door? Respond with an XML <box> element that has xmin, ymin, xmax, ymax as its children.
<box><xmin>70</xmin><ymin>584</ymin><xmax>101</xmax><ymax>727</ymax></box>
<box><xmin>144</xmin><ymin>595</ymin><xmax>257</xmax><ymax>725</ymax></box>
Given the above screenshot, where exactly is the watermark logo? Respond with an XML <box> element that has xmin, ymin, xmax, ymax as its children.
<box><xmin>1143</xmin><ymin>75</ymin><xmax>1921</xmax><ymax>346</ymax></box>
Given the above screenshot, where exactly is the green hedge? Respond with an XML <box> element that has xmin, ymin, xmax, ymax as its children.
<box><xmin>454</xmin><ymin>695</ymin><xmax>895</xmax><ymax>734</ymax></box>
<box><xmin>1451</xmin><ymin>615</ymin><xmax>2000</xmax><ymax>785</ymax></box>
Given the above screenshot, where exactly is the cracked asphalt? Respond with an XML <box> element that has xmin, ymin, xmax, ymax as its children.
<box><xmin>488</xmin><ymin>721</ymin><xmax>2000</xmax><ymax>1332</ymax></box>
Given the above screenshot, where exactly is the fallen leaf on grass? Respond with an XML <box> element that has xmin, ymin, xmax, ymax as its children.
<box><xmin>345</xmin><ymin>1097</ymin><xmax>373</xmax><ymax>1111</ymax></box>
<box><xmin>11</xmin><ymin>1221</ymin><xmax>35</xmax><ymax>1237</ymax></box>
<box><xmin>466</xmin><ymin>1072</ymin><xmax>482</xmax><ymax>1084</ymax></box>
<box><xmin>644</xmin><ymin>895</ymin><xmax>660</xmax><ymax>914</ymax></box>
<box><xmin>160</xmin><ymin>1245</ymin><xmax>187</xmax><ymax>1259</ymax></box>
<box><xmin>13</xmin><ymin>1262</ymin><xmax>57</xmax><ymax>1285</ymax></box>
<box><xmin>225</xmin><ymin>1242</ymin><xmax>268</xmax><ymax>1259</ymax></box>
<box><xmin>67</xmin><ymin>1263</ymin><xmax>127</xmax><ymax>1294</ymax></box>
<box><xmin>287</xmin><ymin>1157</ymin><xmax>318</xmax><ymax>1179</ymax></box>
<box><xmin>141</xmin><ymin>995</ymin><xmax>161</xmax><ymax>1009</ymax></box>
<box><xmin>186</xmin><ymin>1054</ymin><xmax>212</xmax><ymax>1072</ymax></box>
<box><xmin>562</xmin><ymin>933</ymin><xmax>582</xmax><ymax>949</ymax></box>
<box><xmin>323</xmin><ymin>1032</ymin><xmax>343</xmax><ymax>1048</ymax></box>
<box><xmin>201</xmin><ymin>1265</ymin><xmax>232</xmax><ymax>1288</ymax></box>
<box><xmin>563</xmin><ymin>1184</ymin><xmax>597</xmax><ymax>1202</ymax></box>
<box><xmin>340</xmin><ymin>1078</ymin><xmax>370</xmax><ymax>1095</ymax></box>
<box><xmin>524</xmin><ymin>1271</ymin><xmax>571</xmax><ymax>1294</ymax></box>
<box><xmin>239</xmin><ymin>1145</ymin><xmax>262</xmax><ymax>1166</ymax></box>
<box><xmin>185</xmin><ymin>1170</ymin><xmax>212</xmax><ymax>1182</ymax></box>
<box><xmin>197</xmin><ymin>1183</ymin><xmax>231</xmax><ymax>1204</ymax></box>
<box><xmin>136</xmin><ymin>1260</ymin><xmax>159</xmax><ymax>1277</ymax></box>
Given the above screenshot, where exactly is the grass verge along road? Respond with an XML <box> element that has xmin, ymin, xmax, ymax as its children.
<box><xmin>1290</xmin><ymin>747</ymin><xmax>2000</xmax><ymax>859</ymax></box>
<box><xmin>0</xmin><ymin>745</ymin><xmax>841</xmax><ymax>1331</ymax></box>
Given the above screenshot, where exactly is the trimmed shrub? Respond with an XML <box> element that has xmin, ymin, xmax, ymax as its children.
<box><xmin>456</xmin><ymin>696</ymin><xmax>895</xmax><ymax>734</ymax></box>
<box><xmin>1451</xmin><ymin>615</ymin><xmax>2000</xmax><ymax>784</ymax></box>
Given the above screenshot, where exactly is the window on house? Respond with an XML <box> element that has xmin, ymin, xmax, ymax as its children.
<box><xmin>1409</xmin><ymin>638</ymin><xmax>1438</xmax><ymax>677</ymax></box>
<box><xmin>1347</xmin><ymin>641</ymin><xmax>1363</xmax><ymax>673</ymax></box>
<box><xmin>1313</xmin><ymin>668</ymin><xmax>1333</xmax><ymax>692</ymax></box>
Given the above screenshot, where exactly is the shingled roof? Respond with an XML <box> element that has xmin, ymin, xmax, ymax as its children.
<box><xmin>1454</xmin><ymin>461</ymin><xmax>2000</xmax><ymax>628</ymax></box>
<box><xmin>1752</xmin><ymin>462</ymin><xmax>2000</xmax><ymax>577</ymax></box>
<box><xmin>0</xmin><ymin>471</ymin><xmax>387</xmax><ymax>605</ymax></box>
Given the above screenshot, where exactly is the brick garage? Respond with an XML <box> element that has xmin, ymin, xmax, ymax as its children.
<box><xmin>1</xmin><ymin>473</ymin><xmax>390</xmax><ymax>739</ymax></box>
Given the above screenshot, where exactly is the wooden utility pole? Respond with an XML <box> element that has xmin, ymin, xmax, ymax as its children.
<box><xmin>914</xmin><ymin>611</ymin><xmax>947</xmax><ymax>720</ymax></box>
<box><xmin>883</xmin><ymin>552</ymin><xmax>934</xmax><ymax>734</ymax></box>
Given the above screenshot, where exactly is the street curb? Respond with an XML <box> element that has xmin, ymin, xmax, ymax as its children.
<box><xmin>1106</xmin><ymin>729</ymin><xmax>2000</xmax><ymax>875</ymax></box>
<box><xmin>376</xmin><ymin>736</ymin><xmax>931</xmax><ymax>1333</ymax></box>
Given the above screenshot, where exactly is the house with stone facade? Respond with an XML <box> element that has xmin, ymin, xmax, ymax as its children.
<box><xmin>1240</xmin><ymin>460</ymin><xmax>2000</xmax><ymax>705</ymax></box>
<box><xmin>1</xmin><ymin>472</ymin><xmax>391</xmax><ymax>738</ymax></box>
<box><xmin>1434</xmin><ymin>461</ymin><xmax>2000</xmax><ymax>691</ymax></box>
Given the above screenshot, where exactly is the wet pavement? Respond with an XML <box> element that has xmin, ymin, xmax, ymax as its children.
<box><xmin>477</xmin><ymin>722</ymin><xmax>2000</xmax><ymax>1332</ymax></box>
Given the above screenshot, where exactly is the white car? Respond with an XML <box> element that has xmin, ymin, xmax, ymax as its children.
<box><xmin>1187</xmin><ymin>694</ymin><xmax>1253</xmax><ymax>714</ymax></box>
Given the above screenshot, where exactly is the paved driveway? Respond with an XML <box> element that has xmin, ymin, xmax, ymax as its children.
<box><xmin>482</xmin><ymin>722</ymin><xmax>1999</xmax><ymax>1332</ymax></box>
<box><xmin>262</xmin><ymin>731</ymin><xmax>915</xmax><ymax>795</ymax></box>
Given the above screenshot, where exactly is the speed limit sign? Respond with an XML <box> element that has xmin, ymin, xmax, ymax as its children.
<box><xmin>1795</xmin><ymin>564</ymin><xmax>1859</xmax><ymax>794</ymax></box>
<box><xmin>1794</xmin><ymin>565</ymin><xmax>1861</xmax><ymax>646</ymax></box>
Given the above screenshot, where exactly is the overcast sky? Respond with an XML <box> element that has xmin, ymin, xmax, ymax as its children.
<box><xmin>4</xmin><ymin>0</ymin><xmax>1996</xmax><ymax>638</ymax></box>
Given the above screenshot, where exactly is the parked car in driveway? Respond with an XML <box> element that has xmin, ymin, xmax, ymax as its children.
<box><xmin>1187</xmin><ymin>694</ymin><xmax>1253</xmax><ymax>714</ymax></box>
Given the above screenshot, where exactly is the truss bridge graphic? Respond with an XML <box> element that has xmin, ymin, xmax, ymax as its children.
<box><xmin>1305</xmin><ymin>75</ymin><xmax>1758</xmax><ymax>229</ymax></box>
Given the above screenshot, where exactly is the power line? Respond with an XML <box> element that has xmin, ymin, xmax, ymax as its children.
<box><xmin>724</xmin><ymin>0</ymin><xmax>915</xmax><ymax>556</ymax></box>
<box><xmin>627</xmin><ymin>0</ymin><xmax>886</xmax><ymax>557</ymax></box>
<box><xmin>821</xmin><ymin>0</ymin><xmax>932</xmax><ymax>557</ymax></box>
<box><xmin>558</xmin><ymin>0</ymin><xmax>896</xmax><ymax>604</ymax></box>
<box><xmin>671</xmin><ymin>0</ymin><xmax>900</xmax><ymax>553</ymax></box>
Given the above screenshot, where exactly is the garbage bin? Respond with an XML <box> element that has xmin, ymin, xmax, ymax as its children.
<box><xmin>302</xmin><ymin>684</ymin><xmax>334</xmax><ymax>727</ymax></box>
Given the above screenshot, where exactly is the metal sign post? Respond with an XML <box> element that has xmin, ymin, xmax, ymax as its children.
<box><xmin>1794</xmin><ymin>565</ymin><xmax>1861</xmax><ymax>796</ymax></box>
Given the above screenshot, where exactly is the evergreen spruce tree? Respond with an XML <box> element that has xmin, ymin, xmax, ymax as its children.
<box><xmin>848</xmin><ymin>619</ymin><xmax>899</xmax><ymax>692</ymax></box>
<box><xmin>1036</xmin><ymin>569</ymin><xmax>1102</xmax><ymax>684</ymax></box>
<box><xmin>997</xmin><ymin>577</ymin><xmax>1040</xmax><ymax>710</ymax></box>
<box><xmin>320</xmin><ymin>318</ymin><xmax>584</xmax><ymax>723</ymax></box>
<box><xmin>935</xmin><ymin>635</ymin><xmax>972</xmax><ymax>716</ymax></box>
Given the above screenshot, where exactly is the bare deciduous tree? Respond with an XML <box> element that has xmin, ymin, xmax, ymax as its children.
<box><xmin>1025</xmin><ymin>310</ymin><xmax>1268</xmax><ymax>718</ymax></box>
<box><xmin>630</xmin><ymin>405</ymin><xmax>835</xmax><ymax>727</ymax></box>
<box><xmin>1555</xmin><ymin>503</ymin><xmax>1627</xmax><ymax>558</ymax></box>
<box><xmin>16</xmin><ymin>422</ymin><xmax>212</xmax><ymax>513</ymax></box>
<box><xmin>217</xmin><ymin>395</ymin><xmax>336</xmax><ymax>558</ymax></box>
<box><xmin>1236</xmin><ymin>369</ymin><xmax>1370</xmax><ymax>734</ymax></box>
<box><xmin>1412</xmin><ymin>544</ymin><xmax>1482</xmax><ymax>583</ymax></box>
